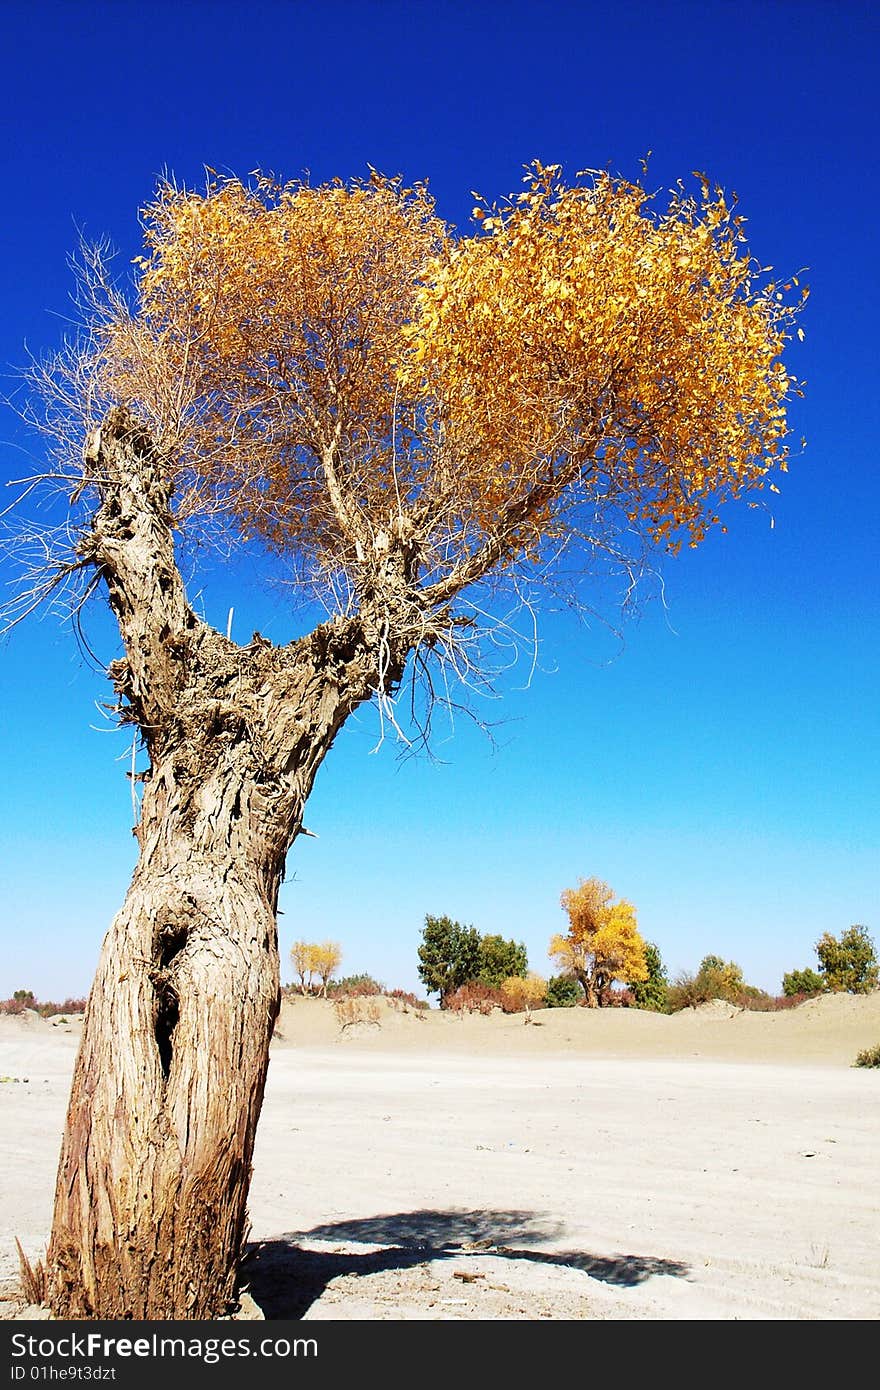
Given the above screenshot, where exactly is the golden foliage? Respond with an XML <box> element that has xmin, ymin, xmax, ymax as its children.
<box><xmin>289</xmin><ymin>940</ymin><xmax>316</xmax><ymax>985</ymax></box>
<box><xmin>117</xmin><ymin>171</ymin><xmax>444</xmax><ymax>566</ymax></box>
<box><xmin>500</xmin><ymin>973</ymin><xmax>547</xmax><ymax>1013</ymax></box>
<box><xmin>550</xmin><ymin>876</ymin><xmax>648</xmax><ymax>1004</ymax></box>
<box><xmin>289</xmin><ymin>939</ymin><xmax>341</xmax><ymax>994</ymax></box>
<box><xmin>311</xmin><ymin>940</ymin><xmax>343</xmax><ymax>991</ymax></box>
<box><xmin>403</xmin><ymin>162</ymin><xmax>800</xmax><ymax>555</ymax></box>
<box><xmin>91</xmin><ymin>160</ymin><xmax>802</xmax><ymax>604</ymax></box>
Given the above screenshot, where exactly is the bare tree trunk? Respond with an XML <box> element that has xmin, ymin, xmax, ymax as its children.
<box><xmin>575</xmin><ymin>968</ymin><xmax>598</xmax><ymax>1008</ymax></box>
<box><xmin>47</xmin><ymin>851</ymin><xmax>280</xmax><ymax>1318</ymax></box>
<box><xmin>46</xmin><ymin>694</ymin><xmax>370</xmax><ymax>1318</ymax></box>
<box><xmin>43</xmin><ymin>409</ymin><xmax>410</xmax><ymax>1318</ymax></box>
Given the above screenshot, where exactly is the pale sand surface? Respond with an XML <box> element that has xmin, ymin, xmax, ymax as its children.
<box><xmin>1</xmin><ymin>993</ymin><xmax>879</xmax><ymax>1320</ymax></box>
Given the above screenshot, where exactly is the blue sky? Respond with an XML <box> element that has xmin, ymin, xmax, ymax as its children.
<box><xmin>0</xmin><ymin>0</ymin><xmax>877</xmax><ymax>1002</ymax></box>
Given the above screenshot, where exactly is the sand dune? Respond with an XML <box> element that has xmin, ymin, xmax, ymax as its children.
<box><xmin>2</xmin><ymin>993</ymin><xmax>879</xmax><ymax>1320</ymax></box>
<box><xmin>274</xmin><ymin>989</ymin><xmax>880</xmax><ymax>1065</ymax></box>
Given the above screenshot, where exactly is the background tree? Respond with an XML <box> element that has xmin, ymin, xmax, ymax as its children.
<box><xmin>311</xmin><ymin>941</ymin><xmax>343</xmax><ymax>997</ymax></box>
<box><xmin>545</xmin><ymin>973</ymin><xmax>581</xmax><ymax>1008</ymax></box>
<box><xmin>500</xmin><ymin>973</ymin><xmax>547</xmax><ymax>1021</ymax></box>
<box><xmin>629</xmin><ymin>941</ymin><xmax>669</xmax><ymax>1012</ymax></box>
<box><xmin>667</xmin><ymin>953</ymin><xmax>750</xmax><ymax>1009</ymax></box>
<box><xmin>815</xmin><ymin>926</ymin><xmax>878</xmax><ymax>995</ymax></box>
<box><xmin>477</xmin><ymin>933</ymin><xmax>528</xmax><ymax>988</ymax></box>
<box><xmin>417</xmin><ymin>915</ymin><xmax>482</xmax><ymax>1005</ymax></box>
<box><xmin>290</xmin><ymin>940</ymin><xmax>319</xmax><ymax>995</ymax></box>
<box><xmin>782</xmin><ymin>965</ymin><xmax>825</xmax><ymax>997</ymax></box>
<box><xmin>6</xmin><ymin>161</ymin><xmax>800</xmax><ymax>1318</ymax></box>
<box><xmin>695</xmin><ymin>954</ymin><xmax>746</xmax><ymax>1001</ymax></box>
<box><xmin>550</xmin><ymin>877</ymin><xmax>648</xmax><ymax>1007</ymax></box>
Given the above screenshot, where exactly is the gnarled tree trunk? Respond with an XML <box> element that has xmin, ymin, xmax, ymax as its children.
<box><xmin>46</xmin><ymin>411</ymin><xmax>405</xmax><ymax>1318</ymax></box>
<box><xmin>48</xmin><ymin>849</ymin><xmax>282</xmax><ymax>1317</ymax></box>
<box><xmin>574</xmin><ymin>968</ymin><xmax>598</xmax><ymax>1007</ymax></box>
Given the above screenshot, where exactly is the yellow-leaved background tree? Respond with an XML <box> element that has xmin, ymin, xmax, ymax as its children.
<box><xmin>550</xmin><ymin>877</ymin><xmax>648</xmax><ymax>1006</ymax></box>
<box><xmin>311</xmin><ymin>941</ymin><xmax>343</xmax><ymax>996</ymax></box>
<box><xmin>289</xmin><ymin>940</ymin><xmax>342</xmax><ymax>995</ymax></box>
<box><xmin>289</xmin><ymin>939</ymin><xmax>318</xmax><ymax>994</ymax></box>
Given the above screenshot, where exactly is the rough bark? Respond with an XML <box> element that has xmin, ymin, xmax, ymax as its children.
<box><xmin>48</xmin><ymin>842</ymin><xmax>281</xmax><ymax>1318</ymax></box>
<box><xmin>47</xmin><ymin>410</ymin><xmax>407</xmax><ymax>1318</ymax></box>
<box><xmin>574</xmin><ymin>968</ymin><xmax>599</xmax><ymax>1008</ymax></box>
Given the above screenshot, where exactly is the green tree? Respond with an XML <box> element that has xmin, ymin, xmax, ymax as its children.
<box><xmin>629</xmin><ymin>941</ymin><xmax>669</xmax><ymax>1012</ymax></box>
<box><xmin>545</xmin><ymin>974</ymin><xmax>581</xmax><ymax>1008</ymax></box>
<box><xmin>477</xmin><ymin>934</ymin><xmax>528</xmax><ymax>988</ymax></box>
<box><xmin>417</xmin><ymin>916</ymin><xmax>482</xmax><ymax>1006</ymax></box>
<box><xmin>816</xmin><ymin>926</ymin><xmax>878</xmax><ymax>994</ymax></box>
<box><xmin>782</xmin><ymin>966</ymin><xmax>825</xmax><ymax>997</ymax></box>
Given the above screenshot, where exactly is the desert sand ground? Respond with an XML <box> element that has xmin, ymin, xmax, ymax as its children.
<box><xmin>1</xmin><ymin>992</ymin><xmax>878</xmax><ymax>1321</ymax></box>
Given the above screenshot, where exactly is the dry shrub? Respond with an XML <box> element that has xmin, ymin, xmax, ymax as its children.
<box><xmin>735</xmin><ymin>991</ymin><xmax>805</xmax><ymax>1012</ymax></box>
<box><xmin>334</xmin><ymin>997</ymin><xmax>381</xmax><ymax>1029</ymax></box>
<box><xmin>15</xmin><ymin>1239</ymin><xmax>46</xmax><ymax>1306</ymax></box>
<box><xmin>0</xmin><ymin>997</ymin><xmax>29</xmax><ymax>1016</ymax></box>
<box><xmin>386</xmin><ymin>988</ymin><xmax>429</xmax><ymax>1013</ymax></box>
<box><xmin>328</xmin><ymin>974</ymin><xmax>385</xmax><ymax>998</ymax></box>
<box><xmin>854</xmin><ymin>1043</ymin><xmax>880</xmax><ymax>1068</ymax></box>
<box><xmin>54</xmin><ymin>997</ymin><xmax>87</xmax><ymax>1015</ymax></box>
<box><xmin>605</xmin><ymin>987</ymin><xmax>635</xmax><ymax>1008</ymax></box>
<box><xmin>668</xmin><ymin>979</ymin><xmax>807</xmax><ymax>1014</ymax></box>
<box><xmin>0</xmin><ymin>995</ymin><xmax>87</xmax><ymax>1017</ymax></box>
<box><xmin>499</xmin><ymin>974</ymin><xmax>547</xmax><ymax>1015</ymax></box>
<box><xmin>445</xmin><ymin>982</ymin><xmax>504</xmax><ymax>1015</ymax></box>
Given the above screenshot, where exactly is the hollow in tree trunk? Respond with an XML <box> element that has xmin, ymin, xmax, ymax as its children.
<box><xmin>48</xmin><ymin>854</ymin><xmax>281</xmax><ymax>1318</ymax></box>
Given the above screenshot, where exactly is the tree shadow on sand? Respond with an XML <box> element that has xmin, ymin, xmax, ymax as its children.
<box><xmin>241</xmin><ymin>1208</ymin><xmax>689</xmax><ymax>1318</ymax></box>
